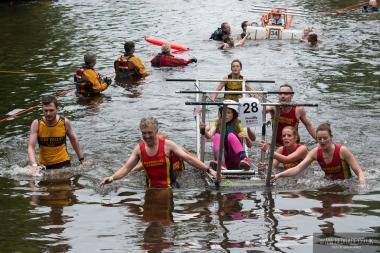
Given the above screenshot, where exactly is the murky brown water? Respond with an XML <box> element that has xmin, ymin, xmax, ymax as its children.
<box><xmin>0</xmin><ymin>0</ymin><xmax>379</xmax><ymax>252</ymax></box>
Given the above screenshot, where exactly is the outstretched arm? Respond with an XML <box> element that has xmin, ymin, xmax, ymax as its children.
<box><xmin>65</xmin><ymin>119</ymin><xmax>84</xmax><ymax>163</ymax></box>
<box><xmin>341</xmin><ymin>146</ymin><xmax>365</xmax><ymax>185</ymax></box>
<box><xmin>210</xmin><ymin>77</ymin><xmax>227</xmax><ymax>101</ymax></box>
<box><xmin>273</xmin><ymin>148</ymin><xmax>316</xmax><ymax>180</ymax></box>
<box><xmin>273</xmin><ymin>145</ymin><xmax>308</xmax><ymax>163</ymax></box>
<box><xmin>299</xmin><ymin>107</ymin><xmax>316</xmax><ymax>140</ymax></box>
<box><xmin>100</xmin><ymin>145</ymin><xmax>141</xmax><ymax>185</ymax></box>
<box><xmin>167</xmin><ymin>140</ymin><xmax>209</xmax><ymax>172</ymax></box>
<box><xmin>235</xmin><ymin>33</ymin><xmax>249</xmax><ymax>47</ymax></box>
<box><xmin>27</xmin><ymin>120</ymin><xmax>39</xmax><ymax>165</ymax></box>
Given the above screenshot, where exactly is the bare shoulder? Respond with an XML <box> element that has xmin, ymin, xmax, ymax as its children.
<box><xmin>309</xmin><ymin>147</ymin><xmax>318</xmax><ymax>159</ymax></box>
<box><xmin>339</xmin><ymin>145</ymin><xmax>353</xmax><ymax>157</ymax></box>
<box><xmin>296</xmin><ymin>106</ymin><xmax>306</xmax><ymax>117</ymax></box>
<box><xmin>30</xmin><ymin>119</ymin><xmax>39</xmax><ymax>131</ymax></box>
<box><xmin>164</xmin><ymin>139</ymin><xmax>178</xmax><ymax>149</ymax></box>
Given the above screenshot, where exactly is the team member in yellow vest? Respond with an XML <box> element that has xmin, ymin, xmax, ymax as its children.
<box><xmin>114</xmin><ymin>41</ymin><xmax>149</xmax><ymax>82</ymax></box>
<box><xmin>74</xmin><ymin>53</ymin><xmax>112</xmax><ymax>96</ymax></box>
<box><xmin>28</xmin><ymin>95</ymin><xmax>85</xmax><ymax>173</ymax></box>
<box><xmin>210</xmin><ymin>59</ymin><xmax>252</xmax><ymax>102</ymax></box>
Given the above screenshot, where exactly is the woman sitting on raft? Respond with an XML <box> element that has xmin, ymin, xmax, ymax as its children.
<box><xmin>200</xmin><ymin>101</ymin><xmax>254</xmax><ymax>170</ymax></box>
<box><xmin>272</xmin><ymin>122</ymin><xmax>366</xmax><ymax>185</ymax></box>
<box><xmin>259</xmin><ymin>126</ymin><xmax>308</xmax><ymax>170</ymax></box>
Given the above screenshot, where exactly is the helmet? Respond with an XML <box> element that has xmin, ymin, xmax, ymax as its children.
<box><xmin>222</xmin><ymin>99</ymin><xmax>239</xmax><ymax>113</ymax></box>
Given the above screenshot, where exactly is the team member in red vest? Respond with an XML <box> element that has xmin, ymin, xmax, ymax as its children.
<box><xmin>271</xmin><ymin>122</ymin><xmax>366</xmax><ymax>185</ymax></box>
<box><xmin>151</xmin><ymin>44</ymin><xmax>197</xmax><ymax>67</ymax></box>
<box><xmin>259</xmin><ymin>126</ymin><xmax>308</xmax><ymax>170</ymax></box>
<box><xmin>267</xmin><ymin>83</ymin><xmax>316</xmax><ymax>145</ymax></box>
<box><xmin>100</xmin><ymin>117</ymin><xmax>215</xmax><ymax>188</ymax></box>
<box><xmin>28</xmin><ymin>95</ymin><xmax>85</xmax><ymax>173</ymax></box>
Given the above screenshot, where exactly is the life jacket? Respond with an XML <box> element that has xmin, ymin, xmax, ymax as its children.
<box><xmin>281</xmin><ymin>143</ymin><xmax>303</xmax><ymax>169</ymax></box>
<box><xmin>224</xmin><ymin>74</ymin><xmax>244</xmax><ymax>101</ymax></box>
<box><xmin>74</xmin><ymin>67</ymin><xmax>91</xmax><ymax>93</ymax></box>
<box><xmin>170</xmin><ymin>151</ymin><xmax>185</xmax><ymax>171</ymax></box>
<box><xmin>74</xmin><ymin>66</ymin><xmax>102</xmax><ymax>94</ymax></box>
<box><xmin>317</xmin><ymin>144</ymin><xmax>352</xmax><ymax>180</ymax></box>
<box><xmin>276</xmin><ymin>106</ymin><xmax>299</xmax><ymax>145</ymax></box>
<box><xmin>139</xmin><ymin>138</ymin><xmax>176</xmax><ymax>188</ymax></box>
<box><xmin>151</xmin><ymin>53</ymin><xmax>166</xmax><ymax>67</ymax></box>
<box><xmin>114</xmin><ymin>55</ymin><xmax>137</xmax><ymax>81</ymax></box>
<box><xmin>37</xmin><ymin>116</ymin><xmax>70</xmax><ymax>167</ymax></box>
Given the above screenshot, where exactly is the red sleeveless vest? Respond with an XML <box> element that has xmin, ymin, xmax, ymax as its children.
<box><xmin>317</xmin><ymin>144</ymin><xmax>352</xmax><ymax>180</ymax></box>
<box><xmin>139</xmin><ymin>138</ymin><xmax>173</xmax><ymax>188</ymax></box>
<box><xmin>281</xmin><ymin>143</ymin><xmax>303</xmax><ymax>169</ymax></box>
<box><xmin>276</xmin><ymin>106</ymin><xmax>299</xmax><ymax>145</ymax></box>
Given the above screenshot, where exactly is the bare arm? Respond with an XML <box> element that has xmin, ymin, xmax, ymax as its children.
<box><xmin>340</xmin><ymin>146</ymin><xmax>365</xmax><ymax>185</ymax></box>
<box><xmin>100</xmin><ymin>145</ymin><xmax>141</xmax><ymax>185</ymax></box>
<box><xmin>166</xmin><ymin>140</ymin><xmax>209</xmax><ymax>172</ymax></box>
<box><xmin>298</xmin><ymin>107</ymin><xmax>316</xmax><ymax>140</ymax></box>
<box><xmin>274</xmin><ymin>148</ymin><xmax>317</xmax><ymax>179</ymax></box>
<box><xmin>65</xmin><ymin>119</ymin><xmax>84</xmax><ymax>163</ymax></box>
<box><xmin>235</xmin><ymin>33</ymin><xmax>249</xmax><ymax>47</ymax></box>
<box><xmin>131</xmin><ymin>161</ymin><xmax>144</xmax><ymax>172</ymax></box>
<box><xmin>27</xmin><ymin>120</ymin><xmax>39</xmax><ymax>165</ymax></box>
<box><xmin>273</xmin><ymin>145</ymin><xmax>308</xmax><ymax>163</ymax></box>
<box><xmin>200</xmin><ymin>122</ymin><xmax>216</xmax><ymax>140</ymax></box>
<box><xmin>210</xmin><ymin>77</ymin><xmax>227</xmax><ymax>101</ymax></box>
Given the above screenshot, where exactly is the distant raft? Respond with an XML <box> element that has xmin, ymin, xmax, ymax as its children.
<box><xmin>145</xmin><ymin>37</ymin><xmax>189</xmax><ymax>51</ymax></box>
<box><xmin>246</xmin><ymin>25</ymin><xmax>302</xmax><ymax>40</ymax></box>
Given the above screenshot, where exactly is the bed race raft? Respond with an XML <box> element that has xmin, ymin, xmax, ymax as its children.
<box><xmin>167</xmin><ymin>78</ymin><xmax>318</xmax><ymax>189</ymax></box>
<box><xmin>246</xmin><ymin>6</ymin><xmax>311</xmax><ymax>40</ymax></box>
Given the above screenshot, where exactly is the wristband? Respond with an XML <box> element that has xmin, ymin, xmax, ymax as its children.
<box><xmin>206</xmin><ymin>168</ymin><xmax>211</xmax><ymax>174</ymax></box>
<box><xmin>109</xmin><ymin>176</ymin><xmax>114</xmax><ymax>182</ymax></box>
<box><xmin>79</xmin><ymin>157</ymin><xmax>84</xmax><ymax>162</ymax></box>
<box><xmin>32</xmin><ymin>163</ymin><xmax>38</xmax><ymax>167</ymax></box>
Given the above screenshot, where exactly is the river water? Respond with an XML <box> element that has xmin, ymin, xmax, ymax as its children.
<box><xmin>0</xmin><ymin>0</ymin><xmax>379</xmax><ymax>252</ymax></box>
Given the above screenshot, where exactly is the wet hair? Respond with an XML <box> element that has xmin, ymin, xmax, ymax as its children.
<box><xmin>279</xmin><ymin>83</ymin><xmax>293</xmax><ymax>91</ymax></box>
<box><xmin>316</xmin><ymin>122</ymin><xmax>332</xmax><ymax>136</ymax></box>
<box><xmin>221</xmin><ymin>22</ymin><xmax>229</xmax><ymax>29</ymax></box>
<box><xmin>224</xmin><ymin>36</ymin><xmax>235</xmax><ymax>47</ymax></box>
<box><xmin>307</xmin><ymin>32</ymin><xmax>318</xmax><ymax>43</ymax></box>
<box><xmin>231</xmin><ymin>59</ymin><xmax>242</xmax><ymax>70</ymax></box>
<box><xmin>124</xmin><ymin>41</ymin><xmax>135</xmax><ymax>54</ymax></box>
<box><xmin>241</xmin><ymin>21</ymin><xmax>249</xmax><ymax>29</ymax></box>
<box><xmin>41</xmin><ymin>95</ymin><xmax>58</xmax><ymax>107</ymax></box>
<box><xmin>84</xmin><ymin>53</ymin><xmax>96</xmax><ymax>65</ymax></box>
<box><xmin>140</xmin><ymin>117</ymin><xmax>159</xmax><ymax>131</ymax></box>
<box><xmin>282</xmin><ymin>126</ymin><xmax>299</xmax><ymax>141</ymax></box>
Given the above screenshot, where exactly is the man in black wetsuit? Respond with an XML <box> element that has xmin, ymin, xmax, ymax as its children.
<box><xmin>210</xmin><ymin>22</ymin><xmax>231</xmax><ymax>41</ymax></box>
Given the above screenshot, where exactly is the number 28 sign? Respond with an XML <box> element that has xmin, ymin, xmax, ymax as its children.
<box><xmin>238</xmin><ymin>97</ymin><xmax>262</xmax><ymax>128</ymax></box>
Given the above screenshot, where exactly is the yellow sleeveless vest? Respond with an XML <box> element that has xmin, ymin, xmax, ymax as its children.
<box><xmin>224</xmin><ymin>74</ymin><xmax>244</xmax><ymax>101</ymax></box>
<box><xmin>38</xmin><ymin>117</ymin><xmax>70</xmax><ymax>166</ymax></box>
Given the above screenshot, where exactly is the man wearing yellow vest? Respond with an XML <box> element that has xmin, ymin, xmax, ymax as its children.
<box><xmin>114</xmin><ymin>41</ymin><xmax>149</xmax><ymax>82</ymax></box>
<box><xmin>28</xmin><ymin>95</ymin><xmax>84</xmax><ymax>173</ymax></box>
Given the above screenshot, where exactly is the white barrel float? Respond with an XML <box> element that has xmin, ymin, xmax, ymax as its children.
<box><xmin>247</xmin><ymin>25</ymin><xmax>302</xmax><ymax>40</ymax></box>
